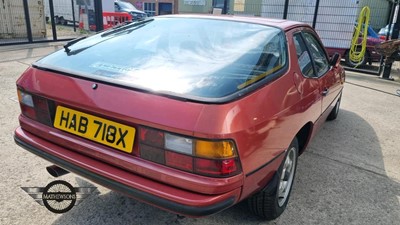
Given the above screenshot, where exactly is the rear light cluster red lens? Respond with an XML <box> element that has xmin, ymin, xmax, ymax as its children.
<box><xmin>139</xmin><ymin>127</ymin><xmax>242</xmax><ymax>177</ymax></box>
<box><xmin>18</xmin><ymin>89</ymin><xmax>52</xmax><ymax>126</ymax></box>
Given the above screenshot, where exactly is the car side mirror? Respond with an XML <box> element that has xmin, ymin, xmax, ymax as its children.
<box><xmin>330</xmin><ymin>52</ymin><xmax>341</xmax><ymax>68</ymax></box>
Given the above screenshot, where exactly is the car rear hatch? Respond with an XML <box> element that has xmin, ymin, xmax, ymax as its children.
<box><xmin>17</xmin><ymin>64</ymin><xmax>246</xmax><ymax>194</ymax></box>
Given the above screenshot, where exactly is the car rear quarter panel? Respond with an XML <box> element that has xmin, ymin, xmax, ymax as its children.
<box><xmin>194</xmin><ymin>42</ymin><xmax>323</xmax><ymax>197</ymax></box>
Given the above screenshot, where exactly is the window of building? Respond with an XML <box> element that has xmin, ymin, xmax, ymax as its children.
<box><xmin>143</xmin><ymin>3</ymin><xmax>156</xmax><ymax>17</ymax></box>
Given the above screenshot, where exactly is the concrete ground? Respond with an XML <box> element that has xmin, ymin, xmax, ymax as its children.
<box><xmin>0</xmin><ymin>43</ymin><xmax>399</xmax><ymax>225</ymax></box>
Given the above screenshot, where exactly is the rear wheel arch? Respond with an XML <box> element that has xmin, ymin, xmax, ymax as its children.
<box><xmin>296</xmin><ymin>122</ymin><xmax>313</xmax><ymax>155</ymax></box>
<box><xmin>247</xmin><ymin>137</ymin><xmax>299</xmax><ymax>220</ymax></box>
<box><xmin>246</xmin><ymin>122</ymin><xmax>314</xmax><ymax>220</ymax></box>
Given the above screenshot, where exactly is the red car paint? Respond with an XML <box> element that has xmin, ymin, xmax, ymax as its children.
<box><xmin>14</xmin><ymin>15</ymin><xmax>345</xmax><ymax>217</ymax></box>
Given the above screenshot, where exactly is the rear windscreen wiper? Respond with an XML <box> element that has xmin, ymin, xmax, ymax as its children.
<box><xmin>64</xmin><ymin>36</ymin><xmax>87</xmax><ymax>53</ymax></box>
<box><xmin>101</xmin><ymin>18</ymin><xmax>154</xmax><ymax>37</ymax></box>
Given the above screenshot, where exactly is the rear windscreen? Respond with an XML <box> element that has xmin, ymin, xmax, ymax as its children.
<box><xmin>35</xmin><ymin>17</ymin><xmax>287</xmax><ymax>100</ymax></box>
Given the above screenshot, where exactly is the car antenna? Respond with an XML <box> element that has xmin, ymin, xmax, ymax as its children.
<box><xmin>64</xmin><ymin>36</ymin><xmax>87</xmax><ymax>53</ymax></box>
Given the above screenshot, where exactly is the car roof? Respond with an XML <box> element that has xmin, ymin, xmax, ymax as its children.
<box><xmin>157</xmin><ymin>14</ymin><xmax>309</xmax><ymax>31</ymax></box>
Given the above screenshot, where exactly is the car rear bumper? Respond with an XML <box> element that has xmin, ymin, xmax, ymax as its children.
<box><xmin>14</xmin><ymin>127</ymin><xmax>240</xmax><ymax>217</ymax></box>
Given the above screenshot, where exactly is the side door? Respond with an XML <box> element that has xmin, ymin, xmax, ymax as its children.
<box><xmin>291</xmin><ymin>31</ymin><xmax>323</xmax><ymax>124</ymax></box>
<box><xmin>301</xmin><ymin>31</ymin><xmax>341</xmax><ymax>115</ymax></box>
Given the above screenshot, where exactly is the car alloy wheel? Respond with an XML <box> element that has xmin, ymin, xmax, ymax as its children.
<box><xmin>247</xmin><ymin>138</ymin><xmax>298</xmax><ymax>220</ymax></box>
<box><xmin>278</xmin><ymin>145</ymin><xmax>296</xmax><ymax>207</ymax></box>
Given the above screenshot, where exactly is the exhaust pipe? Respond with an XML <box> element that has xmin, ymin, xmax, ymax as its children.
<box><xmin>46</xmin><ymin>165</ymin><xmax>70</xmax><ymax>177</ymax></box>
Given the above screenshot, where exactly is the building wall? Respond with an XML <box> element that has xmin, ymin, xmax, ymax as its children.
<box><xmin>232</xmin><ymin>0</ymin><xmax>261</xmax><ymax>16</ymax></box>
<box><xmin>178</xmin><ymin>0</ymin><xmax>212</xmax><ymax>14</ymax></box>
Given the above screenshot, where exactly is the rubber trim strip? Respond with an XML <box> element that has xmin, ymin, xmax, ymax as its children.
<box><xmin>245</xmin><ymin>151</ymin><xmax>286</xmax><ymax>177</ymax></box>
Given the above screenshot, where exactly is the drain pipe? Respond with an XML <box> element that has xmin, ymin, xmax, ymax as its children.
<box><xmin>46</xmin><ymin>165</ymin><xmax>70</xmax><ymax>177</ymax></box>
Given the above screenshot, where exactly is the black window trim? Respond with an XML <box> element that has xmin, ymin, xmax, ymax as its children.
<box><xmin>32</xmin><ymin>62</ymin><xmax>289</xmax><ymax>105</ymax></box>
<box><xmin>294</xmin><ymin>29</ymin><xmax>331</xmax><ymax>79</ymax></box>
<box><xmin>293</xmin><ymin>32</ymin><xmax>315</xmax><ymax>78</ymax></box>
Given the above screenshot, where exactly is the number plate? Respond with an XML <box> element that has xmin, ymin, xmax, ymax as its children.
<box><xmin>53</xmin><ymin>106</ymin><xmax>135</xmax><ymax>153</ymax></box>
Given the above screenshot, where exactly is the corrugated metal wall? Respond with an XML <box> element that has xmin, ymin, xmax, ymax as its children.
<box><xmin>0</xmin><ymin>0</ymin><xmax>46</xmax><ymax>39</ymax></box>
<box><xmin>314</xmin><ymin>0</ymin><xmax>358</xmax><ymax>49</ymax></box>
<box><xmin>0</xmin><ymin>0</ymin><xmax>28</xmax><ymax>43</ymax></box>
<box><xmin>358</xmin><ymin>0</ymin><xmax>390</xmax><ymax>30</ymax></box>
<box><xmin>259</xmin><ymin>0</ymin><xmax>285</xmax><ymax>18</ymax></box>
<box><xmin>31</xmin><ymin>0</ymin><xmax>47</xmax><ymax>40</ymax></box>
<box><xmin>244</xmin><ymin>0</ymin><xmax>360</xmax><ymax>49</ymax></box>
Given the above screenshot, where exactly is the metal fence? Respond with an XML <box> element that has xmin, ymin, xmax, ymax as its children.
<box><xmin>0</xmin><ymin>0</ymin><xmax>103</xmax><ymax>46</ymax></box>
<box><xmin>233</xmin><ymin>0</ymin><xmax>395</xmax><ymax>74</ymax></box>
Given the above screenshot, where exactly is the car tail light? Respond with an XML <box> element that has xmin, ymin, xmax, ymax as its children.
<box><xmin>194</xmin><ymin>158</ymin><xmax>239</xmax><ymax>176</ymax></box>
<box><xmin>165</xmin><ymin>151</ymin><xmax>193</xmax><ymax>172</ymax></box>
<box><xmin>139</xmin><ymin>127</ymin><xmax>241</xmax><ymax>177</ymax></box>
<box><xmin>140</xmin><ymin>127</ymin><xmax>164</xmax><ymax>148</ymax></box>
<box><xmin>165</xmin><ymin>133</ymin><xmax>193</xmax><ymax>155</ymax></box>
<box><xmin>18</xmin><ymin>90</ymin><xmax>34</xmax><ymax>107</ymax></box>
<box><xmin>195</xmin><ymin>140</ymin><xmax>236</xmax><ymax>158</ymax></box>
<box><xmin>17</xmin><ymin>89</ymin><xmax>52</xmax><ymax>126</ymax></box>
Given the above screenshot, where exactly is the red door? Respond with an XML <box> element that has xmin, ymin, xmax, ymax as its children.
<box><xmin>300</xmin><ymin>31</ymin><xmax>341</xmax><ymax>114</ymax></box>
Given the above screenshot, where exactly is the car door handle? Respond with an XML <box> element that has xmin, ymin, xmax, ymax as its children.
<box><xmin>322</xmin><ymin>88</ymin><xmax>329</xmax><ymax>96</ymax></box>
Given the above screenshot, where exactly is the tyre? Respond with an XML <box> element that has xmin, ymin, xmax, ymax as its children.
<box><xmin>248</xmin><ymin>138</ymin><xmax>299</xmax><ymax>220</ymax></box>
<box><xmin>345</xmin><ymin>50</ymin><xmax>368</xmax><ymax>67</ymax></box>
<box><xmin>327</xmin><ymin>94</ymin><xmax>341</xmax><ymax>121</ymax></box>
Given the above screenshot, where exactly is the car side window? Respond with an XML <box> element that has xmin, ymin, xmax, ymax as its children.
<box><xmin>293</xmin><ymin>33</ymin><xmax>314</xmax><ymax>77</ymax></box>
<box><xmin>302</xmin><ymin>32</ymin><xmax>330</xmax><ymax>77</ymax></box>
